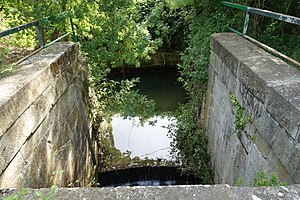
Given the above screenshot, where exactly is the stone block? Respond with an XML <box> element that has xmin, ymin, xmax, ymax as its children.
<box><xmin>272</xmin><ymin>131</ymin><xmax>297</xmax><ymax>171</ymax></box>
<box><xmin>268</xmin><ymin>153</ymin><xmax>295</xmax><ymax>185</ymax></box>
<box><xmin>223</xmin><ymin>64</ymin><xmax>238</xmax><ymax>94</ymax></box>
<box><xmin>232</xmin><ymin>145</ymin><xmax>248</xmax><ymax>184</ymax></box>
<box><xmin>211</xmin><ymin>33</ymin><xmax>271</xmax><ymax>77</ymax></box>
<box><xmin>287</xmin><ymin>149</ymin><xmax>300</xmax><ymax>183</ymax></box>
<box><xmin>266</xmin><ymin>84</ymin><xmax>300</xmax><ymax>140</ymax></box>
<box><xmin>0</xmin><ymin>65</ymin><xmax>53</xmax><ymax>137</ymax></box>
<box><xmin>253</xmin><ymin>130</ymin><xmax>272</xmax><ymax>159</ymax></box>
<box><xmin>253</xmin><ymin>107</ymin><xmax>283</xmax><ymax>147</ymax></box>
<box><xmin>0</xmin><ymin>43</ymin><xmax>79</xmax><ymax>138</ymax></box>
<box><xmin>246</xmin><ymin>143</ymin><xmax>269</xmax><ymax>171</ymax></box>
<box><xmin>210</xmin><ymin>37</ymin><xmax>239</xmax><ymax>75</ymax></box>
<box><xmin>2</xmin><ymin>185</ymin><xmax>300</xmax><ymax>200</ymax></box>
<box><xmin>238</xmin><ymin>67</ymin><xmax>267</xmax><ymax>104</ymax></box>
<box><xmin>209</xmin><ymin>51</ymin><xmax>222</xmax><ymax>77</ymax></box>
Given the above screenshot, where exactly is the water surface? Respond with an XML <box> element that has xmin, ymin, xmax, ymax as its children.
<box><xmin>110</xmin><ymin>69</ymin><xmax>186</xmax><ymax>160</ymax></box>
<box><xmin>112</xmin><ymin>115</ymin><xmax>175</xmax><ymax>160</ymax></box>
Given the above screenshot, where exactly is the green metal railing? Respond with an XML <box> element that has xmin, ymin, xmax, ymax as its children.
<box><xmin>0</xmin><ymin>12</ymin><xmax>77</xmax><ymax>64</ymax></box>
<box><xmin>220</xmin><ymin>1</ymin><xmax>300</xmax><ymax>66</ymax></box>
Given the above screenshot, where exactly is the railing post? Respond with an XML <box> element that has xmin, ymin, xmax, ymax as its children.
<box><xmin>69</xmin><ymin>15</ymin><xmax>77</xmax><ymax>42</ymax></box>
<box><xmin>35</xmin><ymin>21</ymin><xmax>45</xmax><ymax>48</ymax></box>
<box><xmin>243</xmin><ymin>11</ymin><xmax>250</xmax><ymax>35</ymax></box>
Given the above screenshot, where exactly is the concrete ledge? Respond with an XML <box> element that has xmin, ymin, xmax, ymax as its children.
<box><xmin>1</xmin><ymin>185</ymin><xmax>300</xmax><ymax>200</ymax></box>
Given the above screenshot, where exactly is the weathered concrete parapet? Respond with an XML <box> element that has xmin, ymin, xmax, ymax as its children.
<box><xmin>1</xmin><ymin>184</ymin><xmax>300</xmax><ymax>199</ymax></box>
<box><xmin>0</xmin><ymin>42</ymin><xmax>96</xmax><ymax>188</ymax></box>
<box><xmin>206</xmin><ymin>33</ymin><xmax>300</xmax><ymax>185</ymax></box>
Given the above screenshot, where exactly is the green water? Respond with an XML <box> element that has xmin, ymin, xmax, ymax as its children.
<box><xmin>110</xmin><ymin>69</ymin><xmax>187</xmax><ymax>112</ymax></box>
<box><xmin>109</xmin><ymin>68</ymin><xmax>187</xmax><ymax>160</ymax></box>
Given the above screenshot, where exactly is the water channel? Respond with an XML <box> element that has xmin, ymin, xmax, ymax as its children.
<box><xmin>99</xmin><ymin>67</ymin><xmax>202</xmax><ymax>187</ymax></box>
<box><xmin>110</xmin><ymin>68</ymin><xmax>186</xmax><ymax>160</ymax></box>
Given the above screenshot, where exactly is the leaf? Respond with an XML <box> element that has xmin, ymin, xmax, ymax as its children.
<box><xmin>50</xmin><ymin>184</ymin><xmax>57</xmax><ymax>192</ymax></box>
<box><xmin>4</xmin><ymin>194</ymin><xmax>18</xmax><ymax>200</ymax></box>
<box><xmin>36</xmin><ymin>191</ymin><xmax>43</xmax><ymax>197</ymax></box>
<box><xmin>19</xmin><ymin>188</ymin><xmax>28</xmax><ymax>196</ymax></box>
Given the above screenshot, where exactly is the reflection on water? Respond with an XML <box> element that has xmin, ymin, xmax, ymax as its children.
<box><xmin>100</xmin><ymin>69</ymin><xmax>195</xmax><ymax>187</ymax></box>
<box><xmin>110</xmin><ymin>69</ymin><xmax>186</xmax><ymax>161</ymax></box>
<box><xmin>112</xmin><ymin>115</ymin><xmax>175</xmax><ymax>160</ymax></box>
<box><xmin>109</xmin><ymin>69</ymin><xmax>187</xmax><ymax>112</ymax></box>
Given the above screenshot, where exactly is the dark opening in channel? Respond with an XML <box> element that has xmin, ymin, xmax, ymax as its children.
<box><xmin>98</xmin><ymin>166</ymin><xmax>202</xmax><ymax>187</ymax></box>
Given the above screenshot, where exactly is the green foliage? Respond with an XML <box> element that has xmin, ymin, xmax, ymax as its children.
<box><xmin>235</xmin><ymin>171</ymin><xmax>286</xmax><ymax>187</ymax></box>
<box><xmin>222</xmin><ymin>0</ymin><xmax>300</xmax><ymax>62</ymax></box>
<box><xmin>35</xmin><ymin>185</ymin><xmax>57</xmax><ymax>200</ymax></box>
<box><xmin>82</xmin><ymin>1</ymin><xmax>161</xmax><ymax>126</ymax></box>
<box><xmin>170</xmin><ymin>102</ymin><xmax>212</xmax><ymax>183</ymax></box>
<box><xmin>178</xmin><ymin>0</ymin><xmax>228</xmax><ymax>93</ymax></box>
<box><xmin>3</xmin><ymin>188</ymin><xmax>28</xmax><ymax>200</ymax></box>
<box><xmin>230</xmin><ymin>94</ymin><xmax>251</xmax><ymax>139</ymax></box>
<box><xmin>0</xmin><ymin>1</ymin><xmax>58</xmax><ymax>48</ymax></box>
<box><xmin>90</xmin><ymin>70</ymin><xmax>156</xmax><ymax>124</ymax></box>
<box><xmin>3</xmin><ymin>183</ymin><xmax>56</xmax><ymax>200</ymax></box>
<box><xmin>251</xmin><ymin>171</ymin><xmax>286</xmax><ymax>187</ymax></box>
<box><xmin>3</xmin><ymin>186</ymin><xmax>56</xmax><ymax>200</ymax></box>
<box><xmin>82</xmin><ymin>0</ymin><xmax>159</xmax><ymax>70</ymax></box>
<box><xmin>235</xmin><ymin>177</ymin><xmax>244</xmax><ymax>187</ymax></box>
<box><xmin>170</xmin><ymin>0</ymin><xmax>226</xmax><ymax>181</ymax></box>
<box><xmin>166</xmin><ymin>0</ymin><xmax>194</xmax><ymax>8</ymax></box>
<box><xmin>137</xmin><ymin>0</ymin><xmax>189</xmax><ymax>51</ymax></box>
<box><xmin>0</xmin><ymin>2</ymin><xmax>36</xmax><ymax>48</ymax></box>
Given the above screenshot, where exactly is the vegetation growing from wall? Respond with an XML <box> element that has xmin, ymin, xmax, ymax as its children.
<box><xmin>251</xmin><ymin>171</ymin><xmax>286</xmax><ymax>187</ymax></box>
<box><xmin>235</xmin><ymin>171</ymin><xmax>287</xmax><ymax>187</ymax></box>
<box><xmin>230</xmin><ymin>94</ymin><xmax>252</xmax><ymax>139</ymax></box>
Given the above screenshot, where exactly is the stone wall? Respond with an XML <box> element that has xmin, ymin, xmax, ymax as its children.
<box><xmin>0</xmin><ymin>42</ymin><xmax>97</xmax><ymax>188</ymax></box>
<box><xmin>205</xmin><ymin>33</ymin><xmax>300</xmax><ymax>185</ymax></box>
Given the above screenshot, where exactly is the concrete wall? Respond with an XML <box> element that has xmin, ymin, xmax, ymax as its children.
<box><xmin>0</xmin><ymin>42</ymin><xmax>97</xmax><ymax>188</ymax></box>
<box><xmin>206</xmin><ymin>33</ymin><xmax>300</xmax><ymax>185</ymax></box>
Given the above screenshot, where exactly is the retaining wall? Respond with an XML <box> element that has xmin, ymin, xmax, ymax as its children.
<box><xmin>206</xmin><ymin>33</ymin><xmax>300</xmax><ymax>185</ymax></box>
<box><xmin>0</xmin><ymin>42</ymin><xmax>97</xmax><ymax>188</ymax></box>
